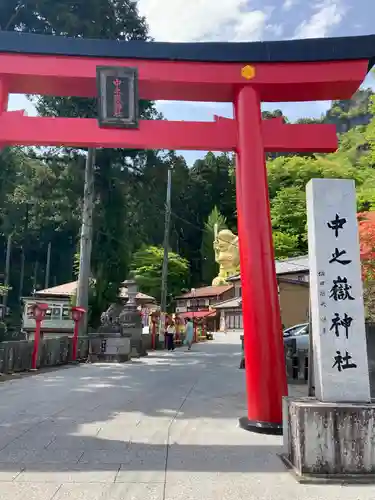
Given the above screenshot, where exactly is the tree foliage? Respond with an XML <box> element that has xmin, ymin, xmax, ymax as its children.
<box><xmin>0</xmin><ymin>0</ymin><xmax>149</xmax><ymax>39</ymax></box>
<box><xmin>130</xmin><ymin>246</ymin><xmax>189</xmax><ymax>309</ymax></box>
<box><xmin>358</xmin><ymin>212</ymin><xmax>375</xmax><ymax>320</ymax></box>
<box><xmin>0</xmin><ymin>0</ymin><xmax>156</xmax><ymax>325</ymax></box>
<box><xmin>358</xmin><ymin>212</ymin><xmax>375</xmax><ymax>280</ymax></box>
<box><xmin>273</xmin><ymin>232</ymin><xmax>300</xmax><ymax>260</ymax></box>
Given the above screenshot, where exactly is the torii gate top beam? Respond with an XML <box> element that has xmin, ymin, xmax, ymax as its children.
<box><xmin>0</xmin><ymin>112</ymin><xmax>337</xmax><ymax>152</ymax></box>
<box><xmin>0</xmin><ymin>32</ymin><xmax>374</xmax><ymax>152</ymax></box>
<box><xmin>0</xmin><ymin>31</ymin><xmax>374</xmax><ymax>103</ymax></box>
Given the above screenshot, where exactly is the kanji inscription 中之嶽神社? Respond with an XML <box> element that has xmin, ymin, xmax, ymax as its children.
<box><xmin>307</xmin><ymin>178</ymin><xmax>371</xmax><ymax>402</ymax></box>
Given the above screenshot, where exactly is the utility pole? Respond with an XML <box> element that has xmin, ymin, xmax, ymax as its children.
<box><xmin>160</xmin><ymin>166</ymin><xmax>172</xmax><ymax>315</ymax></box>
<box><xmin>76</xmin><ymin>148</ymin><xmax>95</xmax><ymax>334</ymax></box>
<box><xmin>33</xmin><ymin>261</ymin><xmax>39</xmax><ymax>292</ymax></box>
<box><xmin>19</xmin><ymin>203</ymin><xmax>29</xmax><ymax>300</ymax></box>
<box><xmin>45</xmin><ymin>241</ymin><xmax>51</xmax><ymax>289</ymax></box>
<box><xmin>19</xmin><ymin>247</ymin><xmax>25</xmax><ymax>302</ymax></box>
<box><xmin>3</xmin><ymin>233</ymin><xmax>12</xmax><ymax>308</ymax></box>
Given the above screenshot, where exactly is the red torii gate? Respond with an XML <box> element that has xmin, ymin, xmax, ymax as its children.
<box><xmin>0</xmin><ymin>31</ymin><xmax>374</xmax><ymax>433</ymax></box>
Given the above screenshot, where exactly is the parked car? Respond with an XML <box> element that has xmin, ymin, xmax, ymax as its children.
<box><xmin>283</xmin><ymin>323</ymin><xmax>309</xmax><ymax>350</ymax></box>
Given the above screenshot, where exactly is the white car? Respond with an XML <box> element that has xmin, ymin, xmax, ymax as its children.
<box><xmin>283</xmin><ymin>323</ymin><xmax>309</xmax><ymax>350</ymax></box>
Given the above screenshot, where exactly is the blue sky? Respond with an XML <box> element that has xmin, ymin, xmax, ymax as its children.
<box><xmin>8</xmin><ymin>0</ymin><xmax>375</xmax><ymax>165</ymax></box>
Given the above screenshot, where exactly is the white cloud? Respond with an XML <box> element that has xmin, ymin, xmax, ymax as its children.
<box><xmin>294</xmin><ymin>0</ymin><xmax>347</xmax><ymax>39</ymax></box>
<box><xmin>233</xmin><ymin>10</ymin><xmax>268</xmax><ymax>41</ymax></box>
<box><xmin>137</xmin><ymin>0</ymin><xmax>270</xmax><ymax>42</ymax></box>
<box><xmin>266</xmin><ymin>23</ymin><xmax>284</xmax><ymax>37</ymax></box>
<box><xmin>8</xmin><ymin>94</ymin><xmax>37</xmax><ymax>116</ymax></box>
<box><xmin>283</xmin><ymin>0</ymin><xmax>298</xmax><ymax>10</ymax></box>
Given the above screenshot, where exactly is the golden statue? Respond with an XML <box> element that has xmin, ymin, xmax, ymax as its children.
<box><xmin>212</xmin><ymin>229</ymin><xmax>240</xmax><ymax>286</ymax></box>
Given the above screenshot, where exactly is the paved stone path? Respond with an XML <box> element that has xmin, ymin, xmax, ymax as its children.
<box><xmin>0</xmin><ymin>333</ymin><xmax>372</xmax><ymax>499</ymax></box>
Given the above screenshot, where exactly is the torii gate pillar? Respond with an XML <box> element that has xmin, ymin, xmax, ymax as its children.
<box><xmin>236</xmin><ymin>86</ymin><xmax>287</xmax><ymax>434</ymax></box>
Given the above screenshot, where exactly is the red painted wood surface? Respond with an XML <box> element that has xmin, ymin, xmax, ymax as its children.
<box><xmin>0</xmin><ymin>112</ymin><xmax>338</xmax><ymax>152</ymax></box>
<box><xmin>235</xmin><ymin>86</ymin><xmax>288</xmax><ymax>427</ymax></box>
<box><xmin>0</xmin><ymin>53</ymin><xmax>368</xmax><ymax>102</ymax></box>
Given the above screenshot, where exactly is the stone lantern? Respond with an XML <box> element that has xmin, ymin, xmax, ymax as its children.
<box><xmin>119</xmin><ymin>279</ymin><xmax>147</xmax><ymax>358</ymax></box>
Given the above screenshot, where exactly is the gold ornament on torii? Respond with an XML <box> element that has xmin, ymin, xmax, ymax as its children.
<box><xmin>212</xmin><ymin>229</ymin><xmax>240</xmax><ymax>286</ymax></box>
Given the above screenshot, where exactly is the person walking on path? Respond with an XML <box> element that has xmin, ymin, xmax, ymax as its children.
<box><xmin>184</xmin><ymin>318</ymin><xmax>194</xmax><ymax>351</ymax></box>
<box><xmin>166</xmin><ymin>318</ymin><xmax>176</xmax><ymax>351</ymax></box>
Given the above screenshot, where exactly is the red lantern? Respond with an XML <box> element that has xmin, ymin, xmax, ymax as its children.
<box><xmin>31</xmin><ymin>303</ymin><xmax>49</xmax><ymax>370</ymax></box>
<box><xmin>71</xmin><ymin>306</ymin><xmax>85</xmax><ymax>323</ymax></box>
<box><xmin>71</xmin><ymin>306</ymin><xmax>86</xmax><ymax>362</ymax></box>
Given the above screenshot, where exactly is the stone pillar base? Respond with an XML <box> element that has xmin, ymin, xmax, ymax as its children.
<box><xmin>88</xmin><ymin>353</ymin><xmax>131</xmax><ymax>363</ymax></box>
<box><xmin>130</xmin><ymin>339</ymin><xmax>148</xmax><ymax>358</ymax></box>
<box><xmin>88</xmin><ymin>333</ymin><xmax>131</xmax><ymax>363</ymax></box>
<box><xmin>282</xmin><ymin>397</ymin><xmax>375</xmax><ymax>483</ymax></box>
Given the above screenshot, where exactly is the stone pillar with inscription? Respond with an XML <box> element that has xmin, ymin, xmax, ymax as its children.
<box><xmin>282</xmin><ymin>179</ymin><xmax>375</xmax><ymax>482</ymax></box>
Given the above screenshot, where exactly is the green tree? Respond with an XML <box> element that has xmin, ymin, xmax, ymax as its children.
<box><xmin>200</xmin><ymin>207</ymin><xmax>227</xmax><ymax>285</ymax></box>
<box><xmin>178</xmin><ymin>152</ymin><xmax>236</xmax><ymax>284</ymax></box>
<box><xmin>0</xmin><ymin>1</ymin><xmax>149</xmax><ymax>39</ymax></box>
<box><xmin>0</xmin><ymin>0</ymin><xmax>159</xmax><ymax>323</ymax></box>
<box><xmin>262</xmin><ymin>109</ymin><xmax>286</xmax><ymax>122</ymax></box>
<box><xmin>366</xmin><ymin>95</ymin><xmax>375</xmax><ymax>165</ymax></box>
<box><xmin>268</xmin><ymin>142</ymin><xmax>375</xmax><ymax>257</ymax></box>
<box><xmin>295</xmin><ymin>117</ymin><xmax>322</xmax><ymax>124</ymax></box>
<box><xmin>273</xmin><ymin>231</ymin><xmax>300</xmax><ymax>259</ymax></box>
<box><xmin>130</xmin><ymin>246</ymin><xmax>189</xmax><ymax>309</ymax></box>
<box><xmin>271</xmin><ymin>186</ymin><xmax>307</xmax><ymax>251</ymax></box>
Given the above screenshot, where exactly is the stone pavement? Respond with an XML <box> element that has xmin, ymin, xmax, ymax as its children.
<box><xmin>0</xmin><ymin>333</ymin><xmax>373</xmax><ymax>500</ymax></box>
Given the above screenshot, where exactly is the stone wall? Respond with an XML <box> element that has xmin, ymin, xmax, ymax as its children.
<box><xmin>0</xmin><ymin>336</ymin><xmax>89</xmax><ymax>374</ymax></box>
<box><xmin>0</xmin><ymin>332</ymin><xmax>163</xmax><ymax>375</ymax></box>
